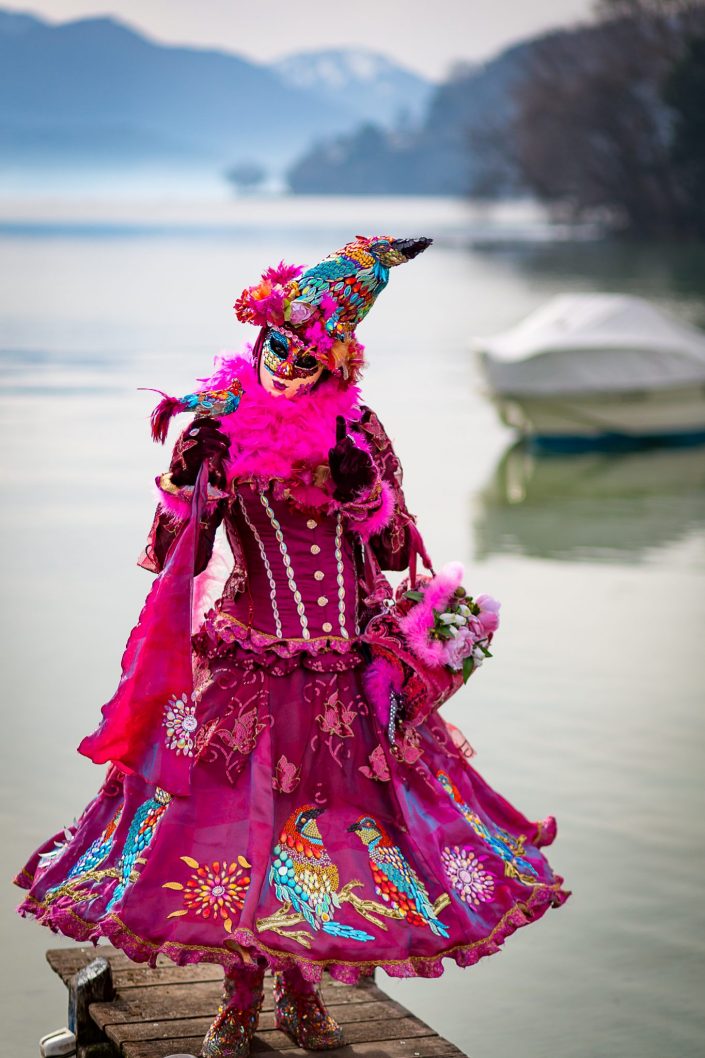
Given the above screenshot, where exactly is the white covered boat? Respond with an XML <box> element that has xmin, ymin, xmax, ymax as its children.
<box><xmin>474</xmin><ymin>294</ymin><xmax>705</xmax><ymax>448</ymax></box>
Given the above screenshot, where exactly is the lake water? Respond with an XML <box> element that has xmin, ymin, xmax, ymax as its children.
<box><xmin>1</xmin><ymin>195</ymin><xmax>704</xmax><ymax>1058</ymax></box>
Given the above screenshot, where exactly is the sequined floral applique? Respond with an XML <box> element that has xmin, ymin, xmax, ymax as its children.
<box><xmin>163</xmin><ymin>693</ymin><xmax>199</xmax><ymax>757</ymax></box>
<box><xmin>316</xmin><ymin>693</ymin><xmax>357</xmax><ymax>740</ymax></box>
<box><xmin>441</xmin><ymin>846</ymin><xmax>495</xmax><ymax>909</ymax></box>
<box><xmin>194</xmin><ymin>672</ymin><xmax>270</xmax><ymax>782</ymax></box>
<box><xmin>273</xmin><ymin>755</ymin><xmax>302</xmax><ymax>794</ymax></box>
<box><xmin>312</xmin><ymin>692</ymin><xmax>359</xmax><ymax>768</ymax></box>
<box><xmin>163</xmin><ymin>854</ymin><xmax>251</xmax><ymax>933</ymax></box>
<box><xmin>392</xmin><ymin>723</ymin><xmax>423</xmax><ymax>766</ymax></box>
<box><xmin>35</xmin><ymin>823</ymin><xmax>78</xmax><ymax>875</ymax></box>
<box><xmin>196</xmin><ymin>703</ymin><xmax>269</xmax><ymax>784</ymax></box>
<box><xmin>359</xmin><ymin>745</ymin><xmax>391</xmax><ymax>783</ymax></box>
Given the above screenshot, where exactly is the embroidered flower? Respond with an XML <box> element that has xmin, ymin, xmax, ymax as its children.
<box><xmin>225</xmin><ymin>706</ymin><xmax>267</xmax><ymax>756</ymax></box>
<box><xmin>163</xmin><ymin>693</ymin><xmax>198</xmax><ymax>757</ymax></box>
<box><xmin>392</xmin><ymin>723</ymin><xmax>423</xmax><ymax>765</ymax></box>
<box><xmin>36</xmin><ymin>823</ymin><xmax>77</xmax><ymax>873</ymax></box>
<box><xmin>164</xmin><ymin>854</ymin><xmax>251</xmax><ymax>933</ymax></box>
<box><xmin>359</xmin><ymin>745</ymin><xmax>391</xmax><ymax>782</ymax></box>
<box><xmin>273</xmin><ymin>754</ymin><xmax>301</xmax><ymax>794</ymax></box>
<box><xmin>316</xmin><ymin>694</ymin><xmax>356</xmax><ymax>739</ymax></box>
<box><xmin>441</xmin><ymin>846</ymin><xmax>495</xmax><ymax>909</ymax></box>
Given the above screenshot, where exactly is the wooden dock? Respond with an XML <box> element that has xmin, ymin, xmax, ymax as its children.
<box><xmin>45</xmin><ymin>946</ymin><xmax>465</xmax><ymax>1058</ymax></box>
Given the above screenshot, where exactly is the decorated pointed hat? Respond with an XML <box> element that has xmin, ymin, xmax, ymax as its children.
<box><xmin>234</xmin><ymin>234</ymin><xmax>432</xmax><ymax>363</ymax></box>
<box><xmin>148</xmin><ymin>234</ymin><xmax>431</xmax><ymax>442</ymax></box>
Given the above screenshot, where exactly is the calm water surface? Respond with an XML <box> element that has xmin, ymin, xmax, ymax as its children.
<box><xmin>1</xmin><ymin>196</ymin><xmax>704</xmax><ymax>1058</ymax></box>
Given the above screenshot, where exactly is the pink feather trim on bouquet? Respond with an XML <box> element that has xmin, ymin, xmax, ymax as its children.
<box><xmin>398</xmin><ymin>562</ymin><xmax>500</xmax><ymax>682</ymax></box>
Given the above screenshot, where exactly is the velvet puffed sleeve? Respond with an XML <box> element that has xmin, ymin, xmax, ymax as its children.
<box><xmin>354</xmin><ymin>405</ymin><xmax>427</xmax><ymax>572</ymax></box>
<box><xmin>137</xmin><ymin>424</ymin><xmax>227</xmax><ymax>576</ymax></box>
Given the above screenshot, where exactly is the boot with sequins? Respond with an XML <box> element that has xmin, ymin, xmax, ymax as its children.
<box><xmin>273</xmin><ymin>967</ymin><xmax>345</xmax><ymax>1050</ymax></box>
<box><xmin>201</xmin><ymin>963</ymin><xmax>265</xmax><ymax>1058</ymax></box>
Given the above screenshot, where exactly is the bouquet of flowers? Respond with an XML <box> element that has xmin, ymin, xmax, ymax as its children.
<box><xmin>398</xmin><ymin>562</ymin><xmax>500</xmax><ymax>685</ymax></box>
<box><xmin>362</xmin><ymin>562</ymin><xmax>500</xmax><ymax>744</ymax></box>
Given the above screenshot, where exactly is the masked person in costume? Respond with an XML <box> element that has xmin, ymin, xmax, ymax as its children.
<box><xmin>14</xmin><ymin>236</ymin><xmax>568</xmax><ymax>1058</ymax></box>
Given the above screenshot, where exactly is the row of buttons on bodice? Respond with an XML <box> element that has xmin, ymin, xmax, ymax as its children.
<box><xmin>229</xmin><ymin>485</ymin><xmax>360</xmax><ymax>642</ymax></box>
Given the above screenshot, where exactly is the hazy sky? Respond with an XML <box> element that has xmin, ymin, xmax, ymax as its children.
<box><xmin>3</xmin><ymin>0</ymin><xmax>596</xmax><ymax>78</ymax></box>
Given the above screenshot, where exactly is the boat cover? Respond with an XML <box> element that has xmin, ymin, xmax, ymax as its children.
<box><xmin>474</xmin><ymin>294</ymin><xmax>705</xmax><ymax>395</ymax></box>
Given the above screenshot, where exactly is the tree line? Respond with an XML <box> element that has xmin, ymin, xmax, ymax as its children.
<box><xmin>502</xmin><ymin>0</ymin><xmax>705</xmax><ymax>238</ymax></box>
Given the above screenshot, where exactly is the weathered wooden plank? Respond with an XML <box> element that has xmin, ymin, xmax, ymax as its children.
<box><xmin>47</xmin><ymin>948</ymin><xmax>378</xmax><ymax>996</ymax></box>
<box><xmin>274</xmin><ymin>1042</ymin><xmax>465</xmax><ymax>1058</ymax></box>
<box><xmin>117</xmin><ymin>1015</ymin><xmax>431</xmax><ymax>1049</ymax></box>
<box><xmin>121</xmin><ymin>1019</ymin><xmax>444</xmax><ymax>1058</ymax></box>
<box><xmin>111</xmin><ymin>968</ymin><xmax>381</xmax><ymax>1000</ymax></box>
<box><xmin>46</xmin><ymin>948</ymin><xmax>464</xmax><ymax>1058</ymax></box>
<box><xmin>101</xmin><ymin>998</ymin><xmax>410</xmax><ymax>1046</ymax></box>
<box><xmin>112</xmin><ymin>964</ymin><xmax>224</xmax><ymax>988</ymax></box>
<box><xmin>47</xmin><ymin>946</ymin><xmax>135</xmax><ymax>984</ymax></box>
<box><xmin>91</xmin><ymin>979</ymin><xmax>383</xmax><ymax>1028</ymax></box>
<box><xmin>277</xmin><ymin>1041</ymin><xmax>463</xmax><ymax>1058</ymax></box>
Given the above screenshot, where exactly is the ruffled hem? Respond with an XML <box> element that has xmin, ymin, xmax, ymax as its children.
<box><xmin>535</xmin><ymin>815</ymin><xmax>557</xmax><ymax>847</ymax></box>
<box><xmin>193</xmin><ymin>605</ymin><xmax>362</xmax><ymax>668</ymax></box>
<box><xmin>15</xmin><ymin>879</ymin><xmax>570</xmax><ymax>985</ymax></box>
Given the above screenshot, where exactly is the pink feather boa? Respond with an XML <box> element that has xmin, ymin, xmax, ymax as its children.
<box><xmin>199</xmin><ymin>353</ymin><xmax>384</xmax><ymax>518</ymax></box>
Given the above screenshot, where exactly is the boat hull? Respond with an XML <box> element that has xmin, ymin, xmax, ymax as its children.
<box><xmin>488</xmin><ymin>384</ymin><xmax>705</xmax><ymax>451</ymax></box>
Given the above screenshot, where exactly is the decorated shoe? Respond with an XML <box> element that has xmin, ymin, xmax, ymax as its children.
<box><xmin>273</xmin><ymin>970</ymin><xmax>345</xmax><ymax>1050</ymax></box>
<box><xmin>201</xmin><ymin>966</ymin><xmax>265</xmax><ymax>1058</ymax></box>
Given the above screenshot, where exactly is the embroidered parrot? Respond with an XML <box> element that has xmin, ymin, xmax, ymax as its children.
<box><xmin>66</xmin><ymin>807</ymin><xmax>123</xmax><ymax>877</ymax></box>
<box><xmin>348</xmin><ymin>815</ymin><xmax>450</xmax><ymax>938</ymax></box>
<box><xmin>269</xmin><ymin>805</ymin><xmax>372</xmax><ymax>942</ymax></box>
<box><xmin>106</xmin><ymin>789</ymin><xmax>171</xmax><ymax>910</ymax></box>
<box><xmin>436</xmin><ymin>771</ymin><xmax>538</xmax><ymax>883</ymax></box>
<box><xmin>44</xmin><ymin>805</ymin><xmax>123</xmax><ymax>900</ymax></box>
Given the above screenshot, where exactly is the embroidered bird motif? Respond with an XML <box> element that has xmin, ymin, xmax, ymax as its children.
<box><xmin>106</xmin><ymin>789</ymin><xmax>171</xmax><ymax>910</ymax></box>
<box><xmin>348</xmin><ymin>815</ymin><xmax>450</xmax><ymax>938</ymax></box>
<box><xmin>44</xmin><ymin>806</ymin><xmax>123</xmax><ymax>900</ymax></box>
<box><xmin>65</xmin><ymin>805</ymin><xmax>122</xmax><ymax>879</ymax></box>
<box><xmin>436</xmin><ymin>771</ymin><xmax>538</xmax><ymax>882</ymax></box>
<box><xmin>269</xmin><ymin>805</ymin><xmax>372</xmax><ymax>941</ymax></box>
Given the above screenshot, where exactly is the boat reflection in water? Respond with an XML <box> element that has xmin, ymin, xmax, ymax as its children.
<box><xmin>474</xmin><ymin>440</ymin><xmax>705</xmax><ymax>563</ymax></box>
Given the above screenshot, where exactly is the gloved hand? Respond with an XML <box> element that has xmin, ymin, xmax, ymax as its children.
<box><xmin>328</xmin><ymin>415</ymin><xmax>376</xmax><ymax>502</ymax></box>
<box><xmin>169</xmin><ymin>417</ymin><xmax>231</xmax><ymax>488</ymax></box>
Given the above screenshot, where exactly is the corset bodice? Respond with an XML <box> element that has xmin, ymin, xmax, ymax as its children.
<box><xmin>225</xmin><ymin>483</ymin><xmax>360</xmax><ymax>643</ymax></box>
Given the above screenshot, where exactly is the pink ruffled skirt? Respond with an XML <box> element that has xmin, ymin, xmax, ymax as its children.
<box><xmin>14</xmin><ymin>642</ymin><xmax>568</xmax><ymax>983</ymax></box>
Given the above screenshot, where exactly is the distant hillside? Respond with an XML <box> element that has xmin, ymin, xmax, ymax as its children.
<box><xmin>0</xmin><ymin>10</ymin><xmax>424</xmax><ymax>175</ymax></box>
<box><xmin>286</xmin><ymin>39</ymin><xmax>534</xmax><ymax>195</ymax></box>
<box><xmin>286</xmin><ymin>12</ymin><xmax>704</xmax><ymax>202</ymax></box>
<box><xmin>274</xmin><ymin>48</ymin><xmax>431</xmax><ymax>128</ymax></box>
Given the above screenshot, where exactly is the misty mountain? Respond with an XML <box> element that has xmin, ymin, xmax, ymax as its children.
<box><xmin>287</xmin><ymin>40</ymin><xmax>533</xmax><ymax>195</ymax></box>
<box><xmin>0</xmin><ymin>10</ymin><xmax>416</xmax><ymax>173</ymax></box>
<box><xmin>274</xmin><ymin>48</ymin><xmax>431</xmax><ymax>128</ymax></box>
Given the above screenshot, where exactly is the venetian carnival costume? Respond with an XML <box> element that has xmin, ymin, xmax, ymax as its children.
<box><xmin>14</xmin><ymin>235</ymin><xmax>569</xmax><ymax>1057</ymax></box>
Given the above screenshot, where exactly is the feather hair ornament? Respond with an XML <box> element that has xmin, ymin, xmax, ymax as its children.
<box><xmin>140</xmin><ymin>380</ymin><xmax>245</xmax><ymax>443</ymax></box>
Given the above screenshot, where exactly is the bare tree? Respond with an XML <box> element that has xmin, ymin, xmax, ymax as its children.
<box><xmin>510</xmin><ymin>9</ymin><xmax>704</xmax><ymax>236</ymax></box>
